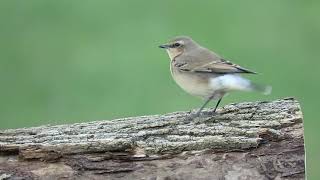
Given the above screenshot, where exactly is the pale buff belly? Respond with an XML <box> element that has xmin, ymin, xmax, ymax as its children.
<box><xmin>170</xmin><ymin>66</ymin><xmax>214</xmax><ymax>98</ymax></box>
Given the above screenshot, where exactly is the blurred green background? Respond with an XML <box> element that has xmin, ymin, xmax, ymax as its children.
<box><xmin>0</xmin><ymin>0</ymin><xmax>318</xmax><ymax>178</ymax></box>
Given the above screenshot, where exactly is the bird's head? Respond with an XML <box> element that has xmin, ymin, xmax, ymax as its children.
<box><xmin>159</xmin><ymin>36</ymin><xmax>198</xmax><ymax>60</ymax></box>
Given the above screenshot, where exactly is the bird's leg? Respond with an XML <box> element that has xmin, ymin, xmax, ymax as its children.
<box><xmin>193</xmin><ymin>95</ymin><xmax>215</xmax><ymax>118</ymax></box>
<box><xmin>212</xmin><ymin>97</ymin><xmax>222</xmax><ymax>113</ymax></box>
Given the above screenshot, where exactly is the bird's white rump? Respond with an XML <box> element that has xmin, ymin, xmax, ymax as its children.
<box><xmin>209</xmin><ymin>74</ymin><xmax>271</xmax><ymax>95</ymax></box>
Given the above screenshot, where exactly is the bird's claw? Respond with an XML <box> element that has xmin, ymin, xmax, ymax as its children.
<box><xmin>184</xmin><ymin>112</ymin><xmax>200</xmax><ymax>122</ymax></box>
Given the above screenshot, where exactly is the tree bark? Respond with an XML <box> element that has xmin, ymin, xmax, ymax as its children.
<box><xmin>0</xmin><ymin>98</ymin><xmax>305</xmax><ymax>180</ymax></box>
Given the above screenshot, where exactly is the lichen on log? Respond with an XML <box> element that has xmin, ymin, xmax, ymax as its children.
<box><xmin>0</xmin><ymin>98</ymin><xmax>305</xmax><ymax>180</ymax></box>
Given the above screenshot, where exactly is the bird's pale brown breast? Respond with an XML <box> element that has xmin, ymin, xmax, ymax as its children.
<box><xmin>170</xmin><ymin>60</ymin><xmax>214</xmax><ymax>98</ymax></box>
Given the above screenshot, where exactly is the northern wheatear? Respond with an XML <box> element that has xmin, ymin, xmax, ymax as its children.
<box><xmin>159</xmin><ymin>36</ymin><xmax>271</xmax><ymax>118</ymax></box>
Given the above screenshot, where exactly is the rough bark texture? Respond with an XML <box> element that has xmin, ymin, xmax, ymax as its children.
<box><xmin>0</xmin><ymin>98</ymin><xmax>305</xmax><ymax>180</ymax></box>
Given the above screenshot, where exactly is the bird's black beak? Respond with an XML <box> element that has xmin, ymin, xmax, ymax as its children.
<box><xmin>159</xmin><ymin>44</ymin><xmax>170</xmax><ymax>49</ymax></box>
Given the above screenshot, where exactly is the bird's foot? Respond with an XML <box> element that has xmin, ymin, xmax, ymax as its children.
<box><xmin>205</xmin><ymin>110</ymin><xmax>217</xmax><ymax>116</ymax></box>
<box><xmin>184</xmin><ymin>112</ymin><xmax>200</xmax><ymax>122</ymax></box>
<box><xmin>185</xmin><ymin>111</ymin><xmax>218</xmax><ymax>124</ymax></box>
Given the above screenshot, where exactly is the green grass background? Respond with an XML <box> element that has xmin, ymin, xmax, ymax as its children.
<box><xmin>0</xmin><ymin>0</ymin><xmax>319</xmax><ymax>178</ymax></box>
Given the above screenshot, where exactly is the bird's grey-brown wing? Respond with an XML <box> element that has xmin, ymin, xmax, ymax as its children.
<box><xmin>174</xmin><ymin>48</ymin><xmax>256</xmax><ymax>74</ymax></box>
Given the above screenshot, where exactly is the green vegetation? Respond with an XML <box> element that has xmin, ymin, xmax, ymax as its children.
<box><xmin>0</xmin><ymin>0</ymin><xmax>318</xmax><ymax>178</ymax></box>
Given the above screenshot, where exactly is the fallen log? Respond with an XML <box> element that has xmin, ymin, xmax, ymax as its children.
<box><xmin>0</xmin><ymin>97</ymin><xmax>305</xmax><ymax>180</ymax></box>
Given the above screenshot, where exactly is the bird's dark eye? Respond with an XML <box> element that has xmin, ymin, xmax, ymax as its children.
<box><xmin>173</xmin><ymin>43</ymin><xmax>181</xmax><ymax>47</ymax></box>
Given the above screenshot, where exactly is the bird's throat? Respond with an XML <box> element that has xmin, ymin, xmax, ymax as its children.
<box><xmin>166</xmin><ymin>49</ymin><xmax>183</xmax><ymax>61</ymax></box>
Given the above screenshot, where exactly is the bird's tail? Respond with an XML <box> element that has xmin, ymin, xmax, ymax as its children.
<box><xmin>210</xmin><ymin>74</ymin><xmax>272</xmax><ymax>95</ymax></box>
<box><xmin>249</xmin><ymin>82</ymin><xmax>272</xmax><ymax>95</ymax></box>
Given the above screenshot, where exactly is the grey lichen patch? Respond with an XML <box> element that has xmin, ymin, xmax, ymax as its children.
<box><xmin>0</xmin><ymin>98</ymin><xmax>303</xmax><ymax>159</ymax></box>
<box><xmin>0</xmin><ymin>173</ymin><xmax>12</xmax><ymax>180</ymax></box>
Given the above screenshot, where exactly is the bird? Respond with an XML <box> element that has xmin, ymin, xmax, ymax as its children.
<box><xmin>159</xmin><ymin>36</ymin><xmax>271</xmax><ymax>118</ymax></box>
